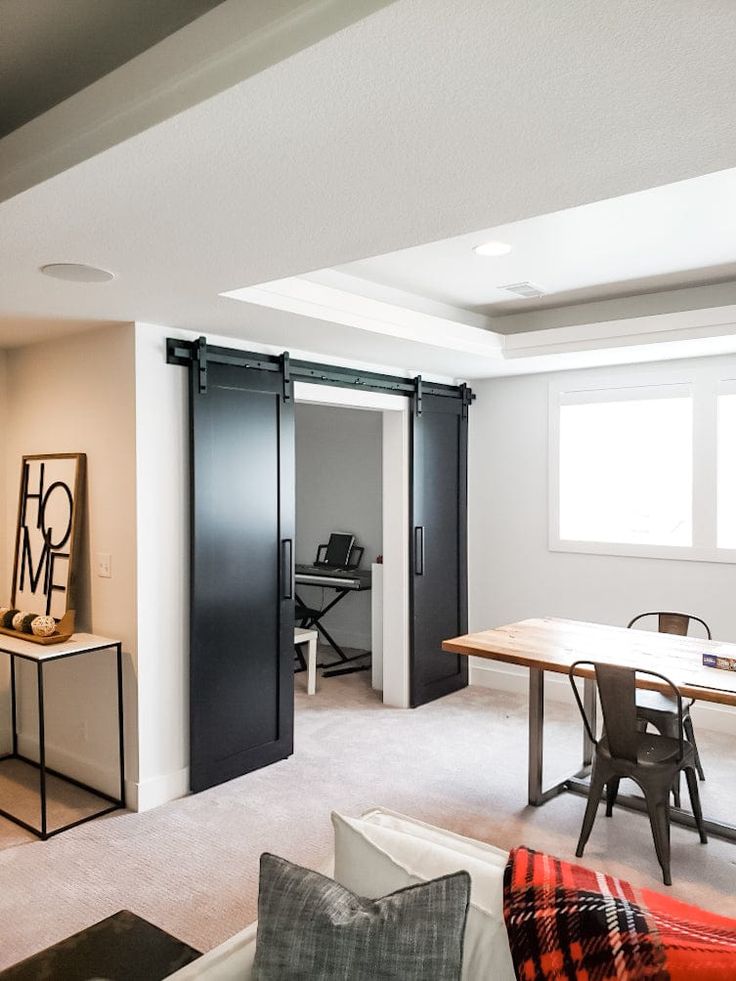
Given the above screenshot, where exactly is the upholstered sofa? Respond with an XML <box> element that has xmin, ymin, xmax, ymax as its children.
<box><xmin>168</xmin><ymin>807</ymin><xmax>516</xmax><ymax>979</ymax></box>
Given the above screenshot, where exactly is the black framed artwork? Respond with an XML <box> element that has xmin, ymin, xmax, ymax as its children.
<box><xmin>11</xmin><ymin>453</ymin><xmax>86</xmax><ymax>620</ymax></box>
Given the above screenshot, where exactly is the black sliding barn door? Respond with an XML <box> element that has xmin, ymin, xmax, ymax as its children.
<box><xmin>189</xmin><ymin>360</ymin><xmax>294</xmax><ymax>792</ymax></box>
<box><xmin>410</xmin><ymin>392</ymin><xmax>468</xmax><ymax>707</ymax></box>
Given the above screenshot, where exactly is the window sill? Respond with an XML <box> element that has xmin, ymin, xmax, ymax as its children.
<box><xmin>549</xmin><ymin>538</ymin><xmax>736</xmax><ymax>565</ymax></box>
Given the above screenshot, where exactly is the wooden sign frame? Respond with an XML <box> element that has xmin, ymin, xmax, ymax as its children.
<box><xmin>11</xmin><ymin>453</ymin><xmax>86</xmax><ymax>620</ymax></box>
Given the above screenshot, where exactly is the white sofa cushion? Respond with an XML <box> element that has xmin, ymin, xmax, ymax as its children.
<box><xmin>332</xmin><ymin>808</ymin><xmax>515</xmax><ymax>981</ymax></box>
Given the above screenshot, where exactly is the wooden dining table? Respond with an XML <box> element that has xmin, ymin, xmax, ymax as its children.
<box><xmin>443</xmin><ymin>617</ymin><xmax>736</xmax><ymax>842</ymax></box>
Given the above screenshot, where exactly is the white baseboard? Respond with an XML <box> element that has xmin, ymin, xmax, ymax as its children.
<box><xmin>16</xmin><ymin>733</ymin><xmax>191</xmax><ymax>812</ymax></box>
<box><xmin>132</xmin><ymin>766</ymin><xmax>190</xmax><ymax>812</ymax></box>
<box><xmin>469</xmin><ymin>659</ymin><xmax>736</xmax><ymax>736</ymax></box>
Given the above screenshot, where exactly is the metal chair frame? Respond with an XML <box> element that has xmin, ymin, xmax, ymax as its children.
<box><xmin>627</xmin><ymin>611</ymin><xmax>712</xmax><ymax>639</ymax></box>
<box><xmin>569</xmin><ymin>659</ymin><xmax>707</xmax><ymax>886</ymax></box>
<box><xmin>627</xmin><ymin>611</ymin><xmax>708</xmax><ymax>784</ymax></box>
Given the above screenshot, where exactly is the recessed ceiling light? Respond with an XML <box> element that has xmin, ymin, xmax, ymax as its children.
<box><xmin>40</xmin><ymin>263</ymin><xmax>114</xmax><ymax>283</ymax></box>
<box><xmin>473</xmin><ymin>240</ymin><xmax>512</xmax><ymax>257</ymax></box>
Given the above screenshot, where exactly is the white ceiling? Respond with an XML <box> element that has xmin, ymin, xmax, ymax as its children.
<box><xmin>1</xmin><ymin>0</ymin><xmax>736</xmax><ymax>377</ymax></box>
<box><xmin>334</xmin><ymin>168</ymin><xmax>736</xmax><ymax>323</ymax></box>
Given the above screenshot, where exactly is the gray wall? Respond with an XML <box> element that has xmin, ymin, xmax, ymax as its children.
<box><xmin>295</xmin><ymin>403</ymin><xmax>382</xmax><ymax>650</ymax></box>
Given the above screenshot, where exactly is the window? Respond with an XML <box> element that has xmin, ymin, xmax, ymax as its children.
<box><xmin>550</xmin><ymin>365</ymin><xmax>736</xmax><ymax>563</ymax></box>
<box><xmin>718</xmin><ymin>391</ymin><xmax>736</xmax><ymax>549</ymax></box>
<box><xmin>559</xmin><ymin>394</ymin><xmax>692</xmax><ymax>547</ymax></box>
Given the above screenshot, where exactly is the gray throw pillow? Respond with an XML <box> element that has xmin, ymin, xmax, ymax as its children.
<box><xmin>252</xmin><ymin>853</ymin><xmax>470</xmax><ymax>980</ymax></box>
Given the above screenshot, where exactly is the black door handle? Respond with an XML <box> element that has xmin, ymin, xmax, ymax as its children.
<box><xmin>414</xmin><ymin>526</ymin><xmax>425</xmax><ymax>576</ymax></box>
<box><xmin>281</xmin><ymin>539</ymin><xmax>294</xmax><ymax>599</ymax></box>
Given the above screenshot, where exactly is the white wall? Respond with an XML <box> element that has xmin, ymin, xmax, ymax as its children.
<box><xmin>0</xmin><ymin>350</ymin><xmax>7</xmax><ymax>603</ymax></box>
<box><xmin>468</xmin><ymin>353</ymin><xmax>736</xmax><ymax>733</ymax></box>
<box><xmin>1</xmin><ymin>326</ymin><xmax>138</xmax><ymax>795</ymax></box>
<box><xmin>295</xmin><ymin>403</ymin><xmax>382</xmax><ymax>649</ymax></box>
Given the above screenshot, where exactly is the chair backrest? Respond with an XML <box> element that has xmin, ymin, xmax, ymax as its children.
<box><xmin>569</xmin><ymin>660</ymin><xmax>685</xmax><ymax>764</ymax></box>
<box><xmin>627</xmin><ymin>611</ymin><xmax>711</xmax><ymax>640</ymax></box>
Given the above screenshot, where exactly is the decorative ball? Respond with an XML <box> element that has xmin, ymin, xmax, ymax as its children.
<box><xmin>20</xmin><ymin>613</ymin><xmax>36</xmax><ymax>633</ymax></box>
<box><xmin>2</xmin><ymin>609</ymin><xmax>18</xmax><ymax>628</ymax></box>
<box><xmin>0</xmin><ymin>608</ymin><xmax>8</xmax><ymax>623</ymax></box>
<box><xmin>11</xmin><ymin>611</ymin><xmax>26</xmax><ymax>631</ymax></box>
<box><xmin>31</xmin><ymin>615</ymin><xmax>57</xmax><ymax>638</ymax></box>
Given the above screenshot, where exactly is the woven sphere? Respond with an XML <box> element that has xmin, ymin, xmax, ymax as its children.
<box><xmin>31</xmin><ymin>615</ymin><xmax>57</xmax><ymax>638</ymax></box>
<box><xmin>2</xmin><ymin>610</ymin><xmax>18</xmax><ymax>628</ymax></box>
<box><xmin>0</xmin><ymin>608</ymin><xmax>8</xmax><ymax>623</ymax></box>
<box><xmin>12</xmin><ymin>611</ymin><xmax>27</xmax><ymax>632</ymax></box>
<box><xmin>19</xmin><ymin>613</ymin><xmax>36</xmax><ymax>633</ymax></box>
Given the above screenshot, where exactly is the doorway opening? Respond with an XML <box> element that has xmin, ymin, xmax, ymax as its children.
<box><xmin>294</xmin><ymin>382</ymin><xmax>409</xmax><ymax>708</ymax></box>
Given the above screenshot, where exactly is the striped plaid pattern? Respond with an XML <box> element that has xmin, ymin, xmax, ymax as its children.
<box><xmin>503</xmin><ymin>846</ymin><xmax>736</xmax><ymax>981</ymax></box>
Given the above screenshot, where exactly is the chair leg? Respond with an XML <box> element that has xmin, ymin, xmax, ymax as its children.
<box><xmin>672</xmin><ymin>773</ymin><xmax>681</xmax><ymax>809</ymax></box>
<box><xmin>576</xmin><ymin>764</ymin><xmax>606</xmax><ymax>858</ymax></box>
<box><xmin>684</xmin><ymin>766</ymin><xmax>708</xmax><ymax>844</ymax></box>
<box><xmin>307</xmin><ymin>635</ymin><xmax>317</xmax><ymax>696</ymax></box>
<box><xmin>683</xmin><ymin>716</ymin><xmax>705</xmax><ymax>781</ymax></box>
<box><xmin>644</xmin><ymin>793</ymin><xmax>672</xmax><ymax>886</ymax></box>
<box><xmin>605</xmin><ymin>778</ymin><xmax>620</xmax><ymax>817</ymax></box>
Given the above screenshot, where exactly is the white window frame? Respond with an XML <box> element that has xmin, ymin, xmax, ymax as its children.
<box><xmin>549</xmin><ymin>362</ymin><xmax>736</xmax><ymax>564</ymax></box>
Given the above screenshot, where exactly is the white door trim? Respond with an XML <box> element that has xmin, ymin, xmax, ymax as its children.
<box><xmin>294</xmin><ymin>382</ymin><xmax>410</xmax><ymax>707</ymax></box>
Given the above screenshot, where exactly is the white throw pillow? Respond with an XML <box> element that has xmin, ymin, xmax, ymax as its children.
<box><xmin>332</xmin><ymin>809</ymin><xmax>515</xmax><ymax>981</ymax></box>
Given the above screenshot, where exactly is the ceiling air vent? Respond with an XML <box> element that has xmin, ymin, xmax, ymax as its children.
<box><xmin>498</xmin><ymin>281</ymin><xmax>545</xmax><ymax>299</ymax></box>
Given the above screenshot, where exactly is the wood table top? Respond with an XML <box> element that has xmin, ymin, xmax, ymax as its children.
<box><xmin>443</xmin><ymin>617</ymin><xmax>736</xmax><ymax>707</ymax></box>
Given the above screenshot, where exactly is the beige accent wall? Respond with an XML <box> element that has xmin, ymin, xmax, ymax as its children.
<box><xmin>0</xmin><ymin>350</ymin><xmax>8</xmax><ymax>752</ymax></box>
<box><xmin>2</xmin><ymin>325</ymin><xmax>138</xmax><ymax>798</ymax></box>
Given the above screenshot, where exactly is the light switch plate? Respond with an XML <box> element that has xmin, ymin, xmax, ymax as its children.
<box><xmin>96</xmin><ymin>552</ymin><xmax>112</xmax><ymax>578</ymax></box>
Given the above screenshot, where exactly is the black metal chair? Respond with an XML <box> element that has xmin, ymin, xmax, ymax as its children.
<box><xmin>628</xmin><ymin>612</ymin><xmax>709</xmax><ymax>784</ymax></box>
<box><xmin>569</xmin><ymin>660</ymin><xmax>707</xmax><ymax>886</ymax></box>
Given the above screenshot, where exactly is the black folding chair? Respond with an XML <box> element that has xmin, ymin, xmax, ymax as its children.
<box><xmin>569</xmin><ymin>660</ymin><xmax>707</xmax><ymax>886</ymax></box>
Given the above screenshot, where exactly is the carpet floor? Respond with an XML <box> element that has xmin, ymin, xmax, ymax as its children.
<box><xmin>2</xmin><ymin>673</ymin><xmax>736</xmax><ymax>969</ymax></box>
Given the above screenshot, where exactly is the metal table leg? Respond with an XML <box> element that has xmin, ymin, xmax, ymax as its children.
<box><xmin>528</xmin><ymin>666</ymin><xmax>591</xmax><ymax>807</ymax></box>
<box><xmin>116</xmin><ymin>643</ymin><xmax>126</xmax><ymax>807</ymax></box>
<box><xmin>37</xmin><ymin>661</ymin><xmax>47</xmax><ymax>840</ymax></box>
<box><xmin>10</xmin><ymin>655</ymin><xmax>17</xmax><ymax>756</ymax></box>
<box><xmin>528</xmin><ymin>668</ymin><xmax>544</xmax><ymax>805</ymax></box>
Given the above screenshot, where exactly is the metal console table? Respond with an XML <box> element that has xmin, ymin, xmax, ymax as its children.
<box><xmin>0</xmin><ymin>632</ymin><xmax>124</xmax><ymax>840</ymax></box>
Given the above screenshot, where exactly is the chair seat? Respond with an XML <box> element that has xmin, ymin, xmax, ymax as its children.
<box><xmin>599</xmin><ymin>733</ymin><xmax>692</xmax><ymax>768</ymax></box>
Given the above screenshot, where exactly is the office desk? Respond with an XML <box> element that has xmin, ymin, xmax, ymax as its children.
<box><xmin>443</xmin><ymin>617</ymin><xmax>736</xmax><ymax>842</ymax></box>
<box><xmin>295</xmin><ymin>566</ymin><xmax>372</xmax><ymax>676</ymax></box>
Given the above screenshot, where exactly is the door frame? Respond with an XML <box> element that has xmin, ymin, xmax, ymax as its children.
<box><xmin>294</xmin><ymin>382</ymin><xmax>410</xmax><ymax>708</ymax></box>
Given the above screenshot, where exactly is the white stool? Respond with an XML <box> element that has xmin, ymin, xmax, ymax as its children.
<box><xmin>294</xmin><ymin>627</ymin><xmax>318</xmax><ymax>695</ymax></box>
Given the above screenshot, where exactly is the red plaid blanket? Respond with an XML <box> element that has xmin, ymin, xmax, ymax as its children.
<box><xmin>503</xmin><ymin>846</ymin><xmax>736</xmax><ymax>980</ymax></box>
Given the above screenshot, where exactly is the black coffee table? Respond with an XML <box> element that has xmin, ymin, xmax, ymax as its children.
<box><xmin>0</xmin><ymin>910</ymin><xmax>201</xmax><ymax>980</ymax></box>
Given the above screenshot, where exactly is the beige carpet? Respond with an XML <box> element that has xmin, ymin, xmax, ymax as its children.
<box><xmin>2</xmin><ymin>673</ymin><xmax>736</xmax><ymax>969</ymax></box>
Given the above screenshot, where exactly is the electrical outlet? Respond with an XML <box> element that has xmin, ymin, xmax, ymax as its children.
<box><xmin>96</xmin><ymin>552</ymin><xmax>112</xmax><ymax>578</ymax></box>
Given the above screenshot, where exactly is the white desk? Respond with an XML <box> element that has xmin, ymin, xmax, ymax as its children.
<box><xmin>0</xmin><ymin>632</ymin><xmax>124</xmax><ymax>839</ymax></box>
